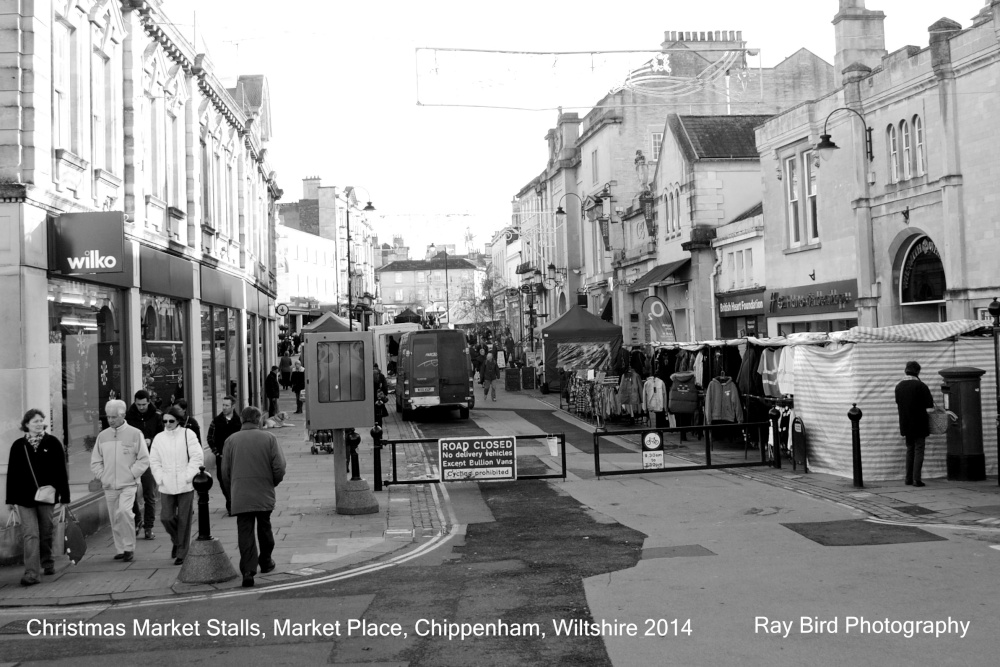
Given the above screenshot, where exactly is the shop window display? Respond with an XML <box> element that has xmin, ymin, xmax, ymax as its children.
<box><xmin>140</xmin><ymin>293</ymin><xmax>186</xmax><ymax>409</ymax></box>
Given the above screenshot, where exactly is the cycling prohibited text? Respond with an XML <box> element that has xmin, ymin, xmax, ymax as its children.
<box><xmin>439</xmin><ymin>436</ymin><xmax>517</xmax><ymax>482</ymax></box>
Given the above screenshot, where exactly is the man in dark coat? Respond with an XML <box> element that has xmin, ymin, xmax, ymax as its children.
<box><xmin>481</xmin><ymin>353</ymin><xmax>500</xmax><ymax>402</ymax></box>
<box><xmin>290</xmin><ymin>361</ymin><xmax>306</xmax><ymax>414</ymax></box>
<box><xmin>895</xmin><ymin>360</ymin><xmax>934</xmax><ymax>487</ymax></box>
<box><xmin>126</xmin><ymin>390</ymin><xmax>163</xmax><ymax>539</ymax></box>
<box><xmin>265</xmin><ymin>366</ymin><xmax>281</xmax><ymax>417</ymax></box>
<box><xmin>221</xmin><ymin>406</ymin><xmax>286</xmax><ymax>588</ymax></box>
<box><xmin>207</xmin><ymin>395</ymin><xmax>242</xmax><ymax>515</ymax></box>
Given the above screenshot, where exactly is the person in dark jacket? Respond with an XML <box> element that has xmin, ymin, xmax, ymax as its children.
<box><xmin>207</xmin><ymin>395</ymin><xmax>242</xmax><ymax>515</ymax></box>
<box><xmin>221</xmin><ymin>406</ymin><xmax>286</xmax><ymax>588</ymax></box>
<box><xmin>175</xmin><ymin>398</ymin><xmax>201</xmax><ymax>445</ymax></box>
<box><xmin>126</xmin><ymin>390</ymin><xmax>163</xmax><ymax>539</ymax></box>
<box><xmin>278</xmin><ymin>352</ymin><xmax>293</xmax><ymax>390</ymax></box>
<box><xmin>290</xmin><ymin>361</ymin><xmax>306</xmax><ymax>414</ymax></box>
<box><xmin>5</xmin><ymin>409</ymin><xmax>71</xmax><ymax>586</ymax></box>
<box><xmin>480</xmin><ymin>353</ymin><xmax>500</xmax><ymax>402</ymax></box>
<box><xmin>265</xmin><ymin>366</ymin><xmax>281</xmax><ymax>417</ymax></box>
<box><xmin>895</xmin><ymin>360</ymin><xmax>934</xmax><ymax>487</ymax></box>
<box><xmin>373</xmin><ymin>363</ymin><xmax>389</xmax><ymax>423</ymax></box>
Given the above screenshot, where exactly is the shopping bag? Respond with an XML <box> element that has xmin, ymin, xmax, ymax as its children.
<box><xmin>1</xmin><ymin>511</ymin><xmax>23</xmax><ymax>562</ymax></box>
<box><xmin>63</xmin><ymin>509</ymin><xmax>87</xmax><ymax>564</ymax></box>
<box><xmin>53</xmin><ymin>505</ymin><xmax>67</xmax><ymax>555</ymax></box>
<box><xmin>927</xmin><ymin>406</ymin><xmax>951</xmax><ymax>435</ymax></box>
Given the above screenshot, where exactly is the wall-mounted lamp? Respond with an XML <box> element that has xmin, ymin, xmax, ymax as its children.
<box><xmin>554</xmin><ymin>192</ymin><xmax>584</xmax><ymax>219</ymax></box>
<box><xmin>816</xmin><ymin>107</ymin><xmax>873</xmax><ymax>162</ymax></box>
<box><xmin>901</xmin><ymin>207</ymin><xmax>910</xmax><ymax>224</ymax></box>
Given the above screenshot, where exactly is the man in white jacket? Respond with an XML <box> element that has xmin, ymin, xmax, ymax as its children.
<box><xmin>149</xmin><ymin>405</ymin><xmax>204</xmax><ymax>565</ymax></box>
<box><xmin>91</xmin><ymin>399</ymin><xmax>149</xmax><ymax>562</ymax></box>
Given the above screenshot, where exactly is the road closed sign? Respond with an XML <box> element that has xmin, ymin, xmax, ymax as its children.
<box><xmin>439</xmin><ymin>436</ymin><xmax>517</xmax><ymax>482</ymax></box>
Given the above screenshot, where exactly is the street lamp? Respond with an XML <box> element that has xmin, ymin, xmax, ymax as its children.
<box><xmin>816</xmin><ymin>107</ymin><xmax>874</xmax><ymax>162</ymax></box>
<box><xmin>988</xmin><ymin>297</ymin><xmax>1000</xmax><ymax>487</ymax></box>
<box><xmin>344</xmin><ymin>187</ymin><xmax>375</xmax><ymax>332</ymax></box>
<box><xmin>429</xmin><ymin>242</ymin><xmax>449</xmax><ymax>328</ymax></box>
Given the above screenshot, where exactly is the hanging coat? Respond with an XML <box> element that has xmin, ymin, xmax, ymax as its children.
<box><xmin>668</xmin><ymin>371</ymin><xmax>698</xmax><ymax>414</ymax></box>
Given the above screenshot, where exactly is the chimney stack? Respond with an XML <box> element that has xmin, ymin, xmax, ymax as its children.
<box><xmin>302</xmin><ymin>176</ymin><xmax>321</xmax><ymax>200</ymax></box>
<box><xmin>833</xmin><ymin>0</ymin><xmax>887</xmax><ymax>80</ymax></box>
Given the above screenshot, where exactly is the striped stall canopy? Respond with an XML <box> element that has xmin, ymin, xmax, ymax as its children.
<box><xmin>835</xmin><ymin>319</ymin><xmax>989</xmax><ymax>343</ymax></box>
<box><xmin>795</xmin><ymin>338</ymin><xmax>997</xmax><ymax>481</ymax></box>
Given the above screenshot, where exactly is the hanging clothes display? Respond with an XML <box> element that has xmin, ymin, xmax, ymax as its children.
<box><xmin>706</xmin><ymin>376</ymin><xmax>743</xmax><ymax>423</ymax></box>
<box><xmin>642</xmin><ymin>375</ymin><xmax>667</xmax><ymax>427</ymax></box>
<box><xmin>668</xmin><ymin>371</ymin><xmax>698</xmax><ymax>414</ymax></box>
<box><xmin>757</xmin><ymin>347</ymin><xmax>783</xmax><ymax>397</ymax></box>
<box><xmin>618</xmin><ymin>369</ymin><xmax>643</xmax><ymax>418</ymax></box>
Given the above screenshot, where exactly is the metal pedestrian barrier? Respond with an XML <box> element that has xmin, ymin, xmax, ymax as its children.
<box><xmin>592</xmin><ymin>420</ymin><xmax>777</xmax><ymax>478</ymax></box>
<box><xmin>371</xmin><ymin>429</ymin><xmax>567</xmax><ymax>489</ymax></box>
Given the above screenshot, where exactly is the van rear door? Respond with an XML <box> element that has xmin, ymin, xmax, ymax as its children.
<box><xmin>438</xmin><ymin>333</ymin><xmax>469</xmax><ymax>405</ymax></box>
<box><xmin>410</xmin><ymin>334</ymin><xmax>440</xmax><ymax>402</ymax></box>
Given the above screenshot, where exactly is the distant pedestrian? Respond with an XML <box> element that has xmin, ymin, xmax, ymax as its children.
<box><xmin>279</xmin><ymin>352</ymin><xmax>293</xmax><ymax>390</ymax></box>
<box><xmin>207</xmin><ymin>395</ymin><xmax>242</xmax><ymax>515</ymax></box>
<box><xmin>6</xmin><ymin>409</ymin><xmax>70</xmax><ymax>586</ymax></box>
<box><xmin>149</xmin><ymin>405</ymin><xmax>203</xmax><ymax>565</ymax></box>
<box><xmin>481</xmin><ymin>352</ymin><xmax>500</xmax><ymax>402</ymax></box>
<box><xmin>221</xmin><ymin>406</ymin><xmax>286</xmax><ymax>588</ymax></box>
<box><xmin>290</xmin><ymin>362</ymin><xmax>306</xmax><ymax>414</ymax></box>
<box><xmin>126</xmin><ymin>390</ymin><xmax>162</xmax><ymax>541</ymax></box>
<box><xmin>174</xmin><ymin>398</ymin><xmax>201</xmax><ymax>445</ymax></box>
<box><xmin>373</xmin><ymin>363</ymin><xmax>389</xmax><ymax>423</ymax></box>
<box><xmin>895</xmin><ymin>360</ymin><xmax>934</xmax><ymax>487</ymax></box>
<box><xmin>265</xmin><ymin>366</ymin><xmax>281</xmax><ymax>417</ymax></box>
<box><xmin>91</xmin><ymin>400</ymin><xmax>149</xmax><ymax>562</ymax></box>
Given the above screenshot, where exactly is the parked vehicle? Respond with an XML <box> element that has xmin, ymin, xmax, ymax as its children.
<box><xmin>369</xmin><ymin>322</ymin><xmax>421</xmax><ymax>390</ymax></box>
<box><xmin>395</xmin><ymin>329</ymin><xmax>474</xmax><ymax>420</ymax></box>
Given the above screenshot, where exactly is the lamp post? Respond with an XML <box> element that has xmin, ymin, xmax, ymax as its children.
<box><xmin>344</xmin><ymin>187</ymin><xmax>375</xmax><ymax>332</ymax></box>
<box><xmin>429</xmin><ymin>243</ymin><xmax>449</xmax><ymax>328</ymax></box>
<box><xmin>989</xmin><ymin>297</ymin><xmax>1000</xmax><ymax>487</ymax></box>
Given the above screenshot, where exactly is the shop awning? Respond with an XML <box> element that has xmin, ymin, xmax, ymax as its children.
<box><xmin>628</xmin><ymin>258</ymin><xmax>690</xmax><ymax>292</ymax></box>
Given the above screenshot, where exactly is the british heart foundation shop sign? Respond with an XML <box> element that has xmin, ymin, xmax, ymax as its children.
<box><xmin>439</xmin><ymin>436</ymin><xmax>517</xmax><ymax>482</ymax></box>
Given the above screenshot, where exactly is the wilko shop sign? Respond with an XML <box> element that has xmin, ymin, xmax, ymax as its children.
<box><xmin>768</xmin><ymin>280</ymin><xmax>856</xmax><ymax>316</ymax></box>
<box><xmin>439</xmin><ymin>436</ymin><xmax>517</xmax><ymax>482</ymax></box>
<box><xmin>49</xmin><ymin>212</ymin><xmax>125</xmax><ymax>275</ymax></box>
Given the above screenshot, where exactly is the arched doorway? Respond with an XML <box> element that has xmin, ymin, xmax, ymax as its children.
<box><xmin>557</xmin><ymin>292</ymin><xmax>567</xmax><ymax>316</ymax></box>
<box><xmin>898</xmin><ymin>235</ymin><xmax>946</xmax><ymax>324</ymax></box>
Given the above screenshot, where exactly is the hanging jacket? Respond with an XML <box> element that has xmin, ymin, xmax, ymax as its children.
<box><xmin>618</xmin><ymin>370</ymin><xmax>642</xmax><ymax>408</ymax></box>
<box><xmin>706</xmin><ymin>377</ymin><xmax>743</xmax><ymax>423</ymax></box>
<box><xmin>668</xmin><ymin>371</ymin><xmax>698</xmax><ymax>414</ymax></box>
<box><xmin>642</xmin><ymin>376</ymin><xmax>667</xmax><ymax>412</ymax></box>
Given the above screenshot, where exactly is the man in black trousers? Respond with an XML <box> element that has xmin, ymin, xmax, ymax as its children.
<box><xmin>895</xmin><ymin>360</ymin><xmax>934</xmax><ymax>487</ymax></box>
<box><xmin>207</xmin><ymin>395</ymin><xmax>241</xmax><ymax>515</ymax></box>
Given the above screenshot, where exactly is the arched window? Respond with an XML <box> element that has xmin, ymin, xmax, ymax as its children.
<box><xmin>900</xmin><ymin>119</ymin><xmax>911</xmax><ymax>180</ymax></box>
<box><xmin>900</xmin><ymin>236</ymin><xmax>945</xmax><ymax>304</ymax></box>
<box><xmin>886</xmin><ymin>125</ymin><xmax>899</xmax><ymax>184</ymax></box>
<box><xmin>913</xmin><ymin>115</ymin><xmax>925</xmax><ymax>176</ymax></box>
<box><xmin>667</xmin><ymin>192</ymin><xmax>674</xmax><ymax>234</ymax></box>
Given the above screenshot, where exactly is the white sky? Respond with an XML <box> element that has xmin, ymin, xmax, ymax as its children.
<box><xmin>164</xmin><ymin>0</ymin><xmax>986</xmax><ymax>255</ymax></box>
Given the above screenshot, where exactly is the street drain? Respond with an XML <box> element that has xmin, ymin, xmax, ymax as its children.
<box><xmin>641</xmin><ymin>545</ymin><xmax>716</xmax><ymax>559</ymax></box>
<box><xmin>781</xmin><ymin>519</ymin><xmax>948</xmax><ymax>546</ymax></box>
<box><xmin>895</xmin><ymin>505</ymin><xmax>936</xmax><ymax>517</ymax></box>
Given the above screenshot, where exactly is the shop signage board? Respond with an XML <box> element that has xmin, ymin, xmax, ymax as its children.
<box><xmin>717</xmin><ymin>290</ymin><xmax>766</xmax><ymax>317</ymax></box>
<box><xmin>641</xmin><ymin>296</ymin><xmax>676</xmax><ymax>343</ymax></box>
<box><xmin>641</xmin><ymin>430</ymin><xmax>665</xmax><ymax>469</ymax></box>
<box><xmin>49</xmin><ymin>212</ymin><xmax>126</xmax><ymax>275</ymax></box>
<box><xmin>767</xmin><ymin>280</ymin><xmax>856</xmax><ymax>317</ymax></box>
<box><xmin>439</xmin><ymin>436</ymin><xmax>517</xmax><ymax>482</ymax></box>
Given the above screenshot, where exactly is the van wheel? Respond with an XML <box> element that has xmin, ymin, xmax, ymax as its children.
<box><xmin>401</xmin><ymin>408</ymin><xmax>413</xmax><ymax>421</ymax></box>
<box><xmin>459</xmin><ymin>407</ymin><xmax>470</xmax><ymax>419</ymax></box>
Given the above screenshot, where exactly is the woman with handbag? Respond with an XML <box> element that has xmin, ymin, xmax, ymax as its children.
<box><xmin>5</xmin><ymin>409</ymin><xmax>70</xmax><ymax>586</ymax></box>
<box><xmin>149</xmin><ymin>405</ymin><xmax>203</xmax><ymax>565</ymax></box>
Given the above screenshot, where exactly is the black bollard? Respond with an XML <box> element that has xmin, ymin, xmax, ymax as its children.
<box><xmin>849</xmin><ymin>403</ymin><xmax>864</xmax><ymax>488</ymax></box>
<box><xmin>346</xmin><ymin>428</ymin><xmax>362</xmax><ymax>481</ymax></box>
<box><xmin>769</xmin><ymin>406</ymin><xmax>781</xmax><ymax>469</ymax></box>
<box><xmin>192</xmin><ymin>466</ymin><xmax>214</xmax><ymax>541</ymax></box>
<box><xmin>370</xmin><ymin>424</ymin><xmax>383</xmax><ymax>491</ymax></box>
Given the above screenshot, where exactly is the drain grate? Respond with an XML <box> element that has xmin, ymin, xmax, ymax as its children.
<box><xmin>781</xmin><ymin>519</ymin><xmax>948</xmax><ymax>546</ymax></box>
<box><xmin>642</xmin><ymin>545</ymin><xmax>716</xmax><ymax>559</ymax></box>
<box><xmin>895</xmin><ymin>505</ymin><xmax>936</xmax><ymax>517</ymax></box>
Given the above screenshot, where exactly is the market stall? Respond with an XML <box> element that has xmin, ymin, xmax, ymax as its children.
<box><xmin>540</xmin><ymin>306</ymin><xmax>623</xmax><ymax>391</ymax></box>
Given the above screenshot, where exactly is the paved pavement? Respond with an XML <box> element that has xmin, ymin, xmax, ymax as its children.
<box><xmin>3</xmin><ymin>379</ymin><xmax>1000</xmax><ymax>607</ymax></box>
<box><xmin>0</xmin><ymin>394</ymin><xmax>442</xmax><ymax>607</ymax></box>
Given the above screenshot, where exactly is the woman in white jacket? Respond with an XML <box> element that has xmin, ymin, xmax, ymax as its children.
<box><xmin>150</xmin><ymin>405</ymin><xmax>204</xmax><ymax>565</ymax></box>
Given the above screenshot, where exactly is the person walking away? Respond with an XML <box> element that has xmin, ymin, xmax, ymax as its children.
<box><xmin>207</xmin><ymin>395</ymin><xmax>242</xmax><ymax>516</ymax></box>
<box><xmin>481</xmin><ymin>352</ymin><xmax>500</xmax><ymax>402</ymax></box>
<box><xmin>291</xmin><ymin>361</ymin><xmax>306</xmax><ymax>414</ymax></box>
<box><xmin>279</xmin><ymin>351</ymin><xmax>293</xmax><ymax>390</ymax></box>
<box><xmin>175</xmin><ymin>398</ymin><xmax>201</xmax><ymax>445</ymax></box>
<box><xmin>126</xmin><ymin>390</ymin><xmax>163</xmax><ymax>540</ymax></box>
<box><xmin>265</xmin><ymin>366</ymin><xmax>281</xmax><ymax>417</ymax></box>
<box><xmin>149</xmin><ymin>405</ymin><xmax>203</xmax><ymax>565</ymax></box>
<box><xmin>91</xmin><ymin>400</ymin><xmax>149</xmax><ymax>562</ymax></box>
<box><xmin>895</xmin><ymin>360</ymin><xmax>934</xmax><ymax>487</ymax></box>
<box><xmin>373</xmin><ymin>363</ymin><xmax>389</xmax><ymax>423</ymax></box>
<box><xmin>221</xmin><ymin>406</ymin><xmax>286</xmax><ymax>588</ymax></box>
<box><xmin>6</xmin><ymin>409</ymin><xmax>71</xmax><ymax>586</ymax></box>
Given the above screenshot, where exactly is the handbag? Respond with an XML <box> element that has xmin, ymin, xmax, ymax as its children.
<box><xmin>25</xmin><ymin>446</ymin><xmax>57</xmax><ymax>504</ymax></box>
<box><xmin>927</xmin><ymin>406</ymin><xmax>954</xmax><ymax>436</ymax></box>
<box><xmin>63</xmin><ymin>507</ymin><xmax>87</xmax><ymax>564</ymax></box>
<box><xmin>1</xmin><ymin>511</ymin><xmax>23</xmax><ymax>561</ymax></box>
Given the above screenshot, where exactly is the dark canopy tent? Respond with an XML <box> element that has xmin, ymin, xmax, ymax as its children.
<box><xmin>300</xmin><ymin>311</ymin><xmax>351</xmax><ymax>333</ymax></box>
<box><xmin>540</xmin><ymin>306</ymin><xmax>623</xmax><ymax>389</ymax></box>
<box><xmin>393</xmin><ymin>308</ymin><xmax>422</xmax><ymax>324</ymax></box>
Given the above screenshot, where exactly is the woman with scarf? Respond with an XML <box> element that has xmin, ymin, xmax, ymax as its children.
<box><xmin>5</xmin><ymin>409</ymin><xmax>70</xmax><ymax>586</ymax></box>
<box><xmin>149</xmin><ymin>405</ymin><xmax>203</xmax><ymax>565</ymax></box>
